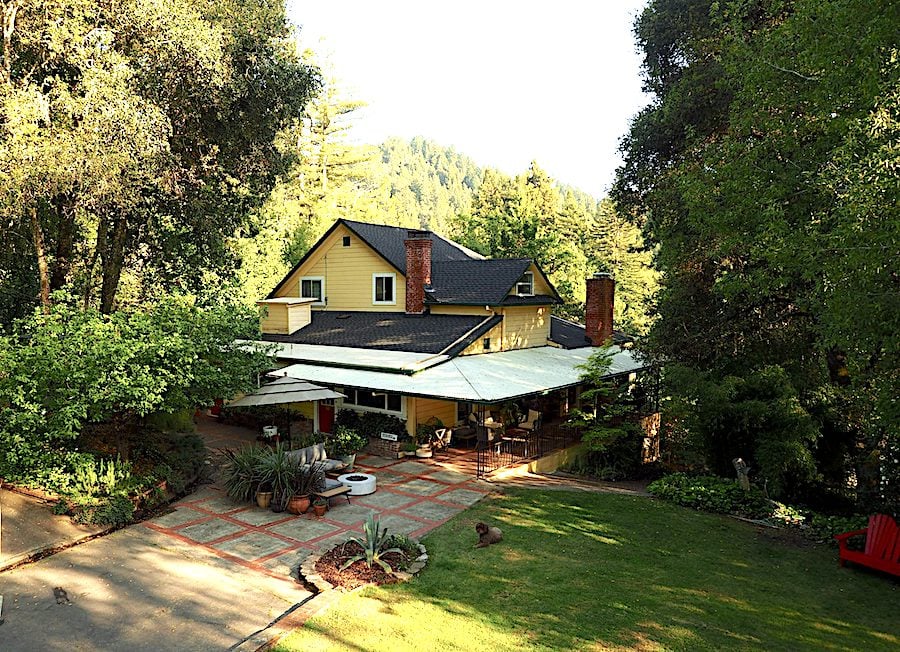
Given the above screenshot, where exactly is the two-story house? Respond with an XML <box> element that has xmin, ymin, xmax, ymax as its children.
<box><xmin>251</xmin><ymin>219</ymin><xmax>644</xmax><ymax>456</ymax></box>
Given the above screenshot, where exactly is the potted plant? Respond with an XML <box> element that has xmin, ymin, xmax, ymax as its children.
<box><xmin>415</xmin><ymin>423</ymin><xmax>435</xmax><ymax>458</ymax></box>
<box><xmin>255</xmin><ymin>481</ymin><xmax>273</xmax><ymax>509</ymax></box>
<box><xmin>312</xmin><ymin>495</ymin><xmax>327</xmax><ymax>517</ymax></box>
<box><xmin>330</xmin><ymin>425</ymin><xmax>368</xmax><ymax>470</ymax></box>
<box><xmin>222</xmin><ymin>445</ymin><xmax>268</xmax><ymax>502</ymax></box>
<box><xmin>286</xmin><ymin>461</ymin><xmax>325</xmax><ymax>515</ymax></box>
<box><xmin>401</xmin><ymin>441</ymin><xmax>418</xmax><ymax>458</ymax></box>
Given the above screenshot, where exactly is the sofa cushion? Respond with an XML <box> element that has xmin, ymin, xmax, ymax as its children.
<box><xmin>313</xmin><ymin>442</ymin><xmax>327</xmax><ymax>461</ymax></box>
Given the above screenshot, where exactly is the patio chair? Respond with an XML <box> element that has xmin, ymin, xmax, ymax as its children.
<box><xmin>518</xmin><ymin>410</ymin><xmax>541</xmax><ymax>431</ymax></box>
<box><xmin>432</xmin><ymin>428</ymin><xmax>452</xmax><ymax>456</ymax></box>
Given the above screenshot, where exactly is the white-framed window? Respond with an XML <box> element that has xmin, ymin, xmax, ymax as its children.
<box><xmin>372</xmin><ymin>273</ymin><xmax>396</xmax><ymax>305</ymax></box>
<box><xmin>300</xmin><ymin>276</ymin><xmax>325</xmax><ymax>305</ymax></box>
<box><xmin>339</xmin><ymin>388</ymin><xmax>405</xmax><ymax>416</ymax></box>
<box><xmin>516</xmin><ymin>271</ymin><xmax>534</xmax><ymax>296</ymax></box>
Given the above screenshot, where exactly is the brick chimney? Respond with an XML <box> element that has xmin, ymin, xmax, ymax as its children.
<box><xmin>585</xmin><ymin>272</ymin><xmax>615</xmax><ymax>345</ymax></box>
<box><xmin>404</xmin><ymin>230</ymin><xmax>432</xmax><ymax>314</ymax></box>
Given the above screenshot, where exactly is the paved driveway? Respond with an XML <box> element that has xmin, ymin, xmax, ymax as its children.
<box><xmin>0</xmin><ymin>456</ymin><xmax>489</xmax><ymax>651</ymax></box>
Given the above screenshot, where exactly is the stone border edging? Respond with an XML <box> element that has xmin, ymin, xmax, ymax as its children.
<box><xmin>299</xmin><ymin>540</ymin><xmax>428</xmax><ymax>593</ymax></box>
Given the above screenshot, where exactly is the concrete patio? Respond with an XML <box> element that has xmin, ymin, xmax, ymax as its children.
<box><xmin>142</xmin><ymin>453</ymin><xmax>491</xmax><ymax>583</ymax></box>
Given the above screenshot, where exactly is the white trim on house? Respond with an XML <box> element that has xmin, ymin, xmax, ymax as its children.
<box><xmin>372</xmin><ymin>272</ymin><xmax>396</xmax><ymax>305</ymax></box>
<box><xmin>516</xmin><ymin>271</ymin><xmax>534</xmax><ymax>296</ymax></box>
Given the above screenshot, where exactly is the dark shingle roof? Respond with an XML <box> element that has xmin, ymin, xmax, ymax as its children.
<box><xmin>342</xmin><ymin>220</ymin><xmax>483</xmax><ymax>274</ymax></box>
<box><xmin>549</xmin><ymin>316</ymin><xmax>632</xmax><ymax>349</ymax></box>
<box><xmin>262</xmin><ymin>311</ymin><xmax>501</xmax><ymax>355</ymax></box>
<box><xmin>425</xmin><ymin>259</ymin><xmax>533</xmax><ymax>305</ymax></box>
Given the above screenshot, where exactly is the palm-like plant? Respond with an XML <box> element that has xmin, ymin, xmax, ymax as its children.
<box><xmin>340</xmin><ymin>515</ymin><xmax>401</xmax><ymax>573</ymax></box>
<box><xmin>221</xmin><ymin>445</ymin><xmax>267</xmax><ymax>502</ymax></box>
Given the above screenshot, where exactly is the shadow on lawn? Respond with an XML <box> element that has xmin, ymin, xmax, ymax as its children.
<box><xmin>390</xmin><ymin>489</ymin><xmax>899</xmax><ymax>651</ymax></box>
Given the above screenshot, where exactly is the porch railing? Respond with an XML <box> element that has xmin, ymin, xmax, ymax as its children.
<box><xmin>475</xmin><ymin>423</ymin><xmax>582</xmax><ymax>479</ymax></box>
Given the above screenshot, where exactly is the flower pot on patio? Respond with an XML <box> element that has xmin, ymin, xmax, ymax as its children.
<box><xmin>339</xmin><ymin>453</ymin><xmax>356</xmax><ymax>471</ymax></box>
<box><xmin>312</xmin><ymin>497</ymin><xmax>327</xmax><ymax>517</ymax></box>
<box><xmin>287</xmin><ymin>494</ymin><xmax>311</xmax><ymax>515</ymax></box>
<box><xmin>256</xmin><ymin>490</ymin><xmax>273</xmax><ymax>509</ymax></box>
<box><xmin>415</xmin><ymin>445</ymin><xmax>433</xmax><ymax>459</ymax></box>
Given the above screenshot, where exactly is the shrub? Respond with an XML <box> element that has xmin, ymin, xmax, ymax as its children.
<box><xmin>329</xmin><ymin>426</ymin><xmax>368</xmax><ymax>456</ymax></box>
<box><xmin>648</xmin><ymin>473</ymin><xmax>772</xmax><ymax>519</ymax></box>
<box><xmin>221</xmin><ymin>445</ymin><xmax>269</xmax><ymax>502</ymax></box>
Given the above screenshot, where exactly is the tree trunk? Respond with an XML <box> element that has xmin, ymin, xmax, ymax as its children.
<box><xmin>50</xmin><ymin>194</ymin><xmax>76</xmax><ymax>290</ymax></box>
<box><xmin>99</xmin><ymin>216</ymin><xmax>127</xmax><ymax>314</ymax></box>
<box><xmin>29</xmin><ymin>205</ymin><xmax>51</xmax><ymax>312</ymax></box>
<box><xmin>2</xmin><ymin>2</ymin><xmax>19</xmax><ymax>84</ymax></box>
<box><xmin>83</xmin><ymin>217</ymin><xmax>108</xmax><ymax>309</ymax></box>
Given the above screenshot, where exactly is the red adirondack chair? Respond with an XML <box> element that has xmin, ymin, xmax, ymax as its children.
<box><xmin>834</xmin><ymin>514</ymin><xmax>900</xmax><ymax>577</ymax></box>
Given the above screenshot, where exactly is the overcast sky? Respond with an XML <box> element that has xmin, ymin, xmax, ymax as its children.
<box><xmin>287</xmin><ymin>1</ymin><xmax>650</xmax><ymax>198</ymax></box>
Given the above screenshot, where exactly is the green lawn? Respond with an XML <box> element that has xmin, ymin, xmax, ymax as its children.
<box><xmin>277</xmin><ymin>488</ymin><xmax>898</xmax><ymax>651</ymax></box>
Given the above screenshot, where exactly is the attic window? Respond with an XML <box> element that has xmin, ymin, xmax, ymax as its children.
<box><xmin>516</xmin><ymin>272</ymin><xmax>534</xmax><ymax>296</ymax></box>
<box><xmin>300</xmin><ymin>276</ymin><xmax>324</xmax><ymax>304</ymax></box>
<box><xmin>342</xmin><ymin>236</ymin><xmax>351</xmax><ymax>247</ymax></box>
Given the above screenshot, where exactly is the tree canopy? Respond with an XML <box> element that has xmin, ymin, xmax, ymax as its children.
<box><xmin>615</xmin><ymin>0</ymin><xmax>898</xmax><ymax>508</ymax></box>
<box><xmin>0</xmin><ymin>0</ymin><xmax>320</xmax><ymax>317</ymax></box>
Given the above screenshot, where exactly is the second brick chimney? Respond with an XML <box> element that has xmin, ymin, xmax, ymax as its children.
<box><xmin>585</xmin><ymin>272</ymin><xmax>615</xmax><ymax>345</ymax></box>
<box><xmin>404</xmin><ymin>229</ymin><xmax>432</xmax><ymax>314</ymax></box>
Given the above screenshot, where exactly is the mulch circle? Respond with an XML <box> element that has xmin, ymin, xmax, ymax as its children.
<box><xmin>314</xmin><ymin>541</ymin><xmax>411</xmax><ymax>590</ymax></box>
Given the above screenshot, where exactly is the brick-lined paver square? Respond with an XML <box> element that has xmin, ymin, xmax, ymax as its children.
<box><xmin>151</xmin><ymin>506</ymin><xmax>209</xmax><ymax>528</ymax></box>
<box><xmin>427</xmin><ymin>469</ymin><xmax>471</xmax><ymax>485</ymax></box>
<box><xmin>356</xmin><ymin>456</ymin><xmax>398</xmax><ymax>468</ymax></box>
<box><xmin>377</xmin><ymin>514</ymin><xmax>430</xmax><ymax>536</ymax></box>
<box><xmin>230</xmin><ymin>509</ymin><xmax>293</xmax><ymax>527</ymax></box>
<box><xmin>268</xmin><ymin>518</ymin><xmax>340</xmax><ymax>542</ymax></box>
<box><xmin>192</xmin><ymin>496</ymin><xmax>246</xmax><ymax>514</ymax></box>
<box><xmin>213</xmin><ymin>532</ymin><xmax>292</xmax><ymax>562</ymax></box>
<box><xmin>403</xmin><ymin>501</ymin><xmax>463</xmax><ymax>522</ymax></box>
<box><xmin>368</xmin><ymin>471</ymin><xmax>407</xmax><ymax>485</ymax></box>
<box><xmin>261</xmin><ymin>549</ymin><xmax>308</xmax><ymax>578</ymax></box>
<box><xmin>397</xmin><ymin>478</ymin><xmax>446</xmax><ymax>496</ymax></box>
<box><xmin>389</xmin><ymin>461</ymin><xmax>437</xmax><ymax>475</ymax></box>
<box><xmin>179</xmin><ymin>519</ymin><xmax>246</xmax><ymax>543</ymax></box>
<box><xmin>437</xmin><ymin>488</ymin><xmax>488</xmax><ymax>506</ymax></box>
<box><xmin>320</xmin><ymin>504</ymin><xmax>376</xmax><ymax>525</ymax></box>
<box><xmin>355</xmin><ymin>490</ymin><xmax>419</xmax><ymax>510</ymax></box>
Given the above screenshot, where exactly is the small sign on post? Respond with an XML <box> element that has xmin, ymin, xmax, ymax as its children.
<box><xmin>380</xmin><ymin>432</ymin><xmax>398</xmax><ymax>442</ymax></box>
<box><xmin>732</xmin><ymin>457</ymin><xmax>751</xmax><ymax>491</ymax></box>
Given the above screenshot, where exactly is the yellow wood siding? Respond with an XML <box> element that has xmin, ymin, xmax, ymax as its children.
<box><xmin>501</xmin><ymin>305</ymin><xmax>550</xmax><ymax>349</ymax></box>
<box><xmin>274</xmin><ymin>224</ymin><xmax>406</xmax><ymax>312</ymax></box>
<box><xmin>259</xmin><ymin>303</ymin><xmax>289</xmax><ymax>334</ymax></box>
<box><xmin>460</xmin><ymin>322</ymin><xmax>503</xmax><ymax>355</ymax></box>
<box><xmin>428</xmin><ymin>305</ymin><xmax>497</xmax><ymax>316</ymax></box>
<box><xmin>411</xmin><ymin>397</ymin><xmax>457</xmax><ymax>428</ymax></box>
<box><xmin>287</xmin><ymin>303</ymin><xmax>311</xmax><ymax>332</ymax></box>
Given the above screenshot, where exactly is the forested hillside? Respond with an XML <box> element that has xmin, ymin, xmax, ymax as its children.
<box><xmin>616</xmin><ymin>0</ymin><xmax>898</xmax><ymax>510</ymax></box>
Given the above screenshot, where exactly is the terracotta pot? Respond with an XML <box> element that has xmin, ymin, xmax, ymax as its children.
<box><xmin>256</xmin><ymin>491</ymin><xmax>273</xmax><ymax>510</ymax></box>
<box><xmin>312</xmin><ymin>503</ymin><xmax>327</xmax><ymax>517</ymax></box>
<box><xmin>287</xmin><ymin>494</ymin><xmax>311</xmax><ymax>515</ymax></box>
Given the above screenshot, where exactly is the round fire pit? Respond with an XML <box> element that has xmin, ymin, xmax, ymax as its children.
<box><xmin>337</xmin><ymin>472</ymin><xmax>377</xmax><ymax>496</ymax></box>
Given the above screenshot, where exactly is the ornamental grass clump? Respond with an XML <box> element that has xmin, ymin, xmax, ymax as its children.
<box><xmin>340</xmin><ymin>515</ymin><xmax>402</xmax><ymax>573</ymax></box>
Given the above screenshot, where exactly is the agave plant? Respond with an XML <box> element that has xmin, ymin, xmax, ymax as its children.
<box><xmin>340</xmin><ymin>515</ymin><xmax>402</xmax><ymax>573</ymax></box>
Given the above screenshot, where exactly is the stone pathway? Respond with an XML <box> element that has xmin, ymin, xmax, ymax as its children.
<box><xmin>142</xmin><ymin>455</ymin><xmax>491</xmax><ymax>583</ymax></box>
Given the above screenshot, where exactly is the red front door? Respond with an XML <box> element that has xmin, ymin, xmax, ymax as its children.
<box><xmin>318</xmin><ymin>402</ymin><xmax>335</xmax><ymax>434</ymax></box>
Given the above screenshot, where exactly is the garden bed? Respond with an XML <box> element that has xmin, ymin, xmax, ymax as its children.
<box><xmin>301</xmin><ymin>538</ymin><xmax>428</xmax><ymax>592</ymax></box>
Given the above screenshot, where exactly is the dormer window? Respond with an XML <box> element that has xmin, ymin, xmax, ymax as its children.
<box><xmin>300</xmin><ymin>276</ymin><xmax>324</xmax><ymax>304</ymax></box>
<box><xmin>516</xmin><ymin>272</ymin><xmax>534</xmax><ymax>296</ymax></box>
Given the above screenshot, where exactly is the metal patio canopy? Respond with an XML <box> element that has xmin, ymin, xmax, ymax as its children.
<box><xmin>278</xmin><ymin>345</ymin><xmax>646</xmax><ymax>404</ymax></box>
<box><xmin>227</xmin><ymin>377</ymin><xmax>346</xmax><ymax>407</ymax></box>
